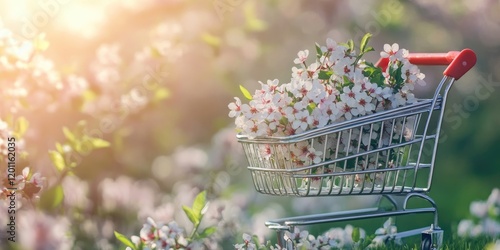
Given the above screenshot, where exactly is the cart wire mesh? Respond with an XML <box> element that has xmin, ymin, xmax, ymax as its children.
<box><xmin>237</xmin><ymin>77</ymin><xmax>451</xmax><ymax>197</ymax></box>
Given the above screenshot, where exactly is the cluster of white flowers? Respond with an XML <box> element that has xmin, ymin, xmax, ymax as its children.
<box><xmin>127</xmin><ymin>217</ymin><xmax>204</xmax><ymax>250</ymax></box>
<box><xmin>17</xmin><ymin>210</ymin><xmax>73</xmax><ymax>250</ymax></box>
<box><xmin>457</xmin><ymin>188</ymin><xmax>500</xmax><ymax>238</ymax></box>
<box><xmin>235</xmin><ymin>218</ymin><xmax>400</xmax><ymax>250</ymax></box>
<box><xmin>234</xmin><ymin>233</ymin><xmax>259</xmax><ymax>250</ymax></box>
<box><xmin>0</xmin><ymin>26</ymin><xmax>90</xmax><ymax>114</ymax></box>
<box><xmin>14</xmin><ymin>167</ymin><xmax>44</xmax><ymax>193</ymax></box>
<box><xmin>0</xmin><ymin>119</ymin><xmax>43</xmax><ymax>201</ymax></box>
<box><xmin>0</xmin><ymin>166</ymin><xmax>45</xmax><ymax>203</ymax></box>
<box><xmin>249</xmin><ymin>115</ymin><xmax>415</xmax><ymax>190</ymax></box>
<box><xmin>229</xmin><ymin>39</ymin><xmax>424</xmax><ymax>139</ymax></box>
<box><xmin>230</xmin><ymin>36</ymin><xmax>424</xmax><ymax>191</ymax></box>
<box><xmin>369</xmin><ymin>217</ymin><xmax>401</xmax><ymax>248</ymax></box>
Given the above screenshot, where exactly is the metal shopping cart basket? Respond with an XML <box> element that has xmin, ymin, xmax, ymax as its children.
<box><xmin>236</xmin><ymin>49</ymin><xmax>476</xmax><ymax>249</ymax></box>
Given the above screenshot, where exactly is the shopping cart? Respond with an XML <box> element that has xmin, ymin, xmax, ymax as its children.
<box><xmin>237</xmin><ymin>49</ymin><xmax>476</xmax><ymax>249</ymax></box>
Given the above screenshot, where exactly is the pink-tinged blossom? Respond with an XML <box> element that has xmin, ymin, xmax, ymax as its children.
<box><xmin>244</xmin><ymin>120</ymin><xmax>268</xmax><ymax>138</ymax></box>
<box><xmin>291</xmin><ymin>66</ymin><xmax>306</xmax><ymax>79</ymax></box>
<box><xmin>306</xmin><ymin>148</ymin><xmax>323</xmax><ymax>164</ymax></box>
<box><xmin>380</xmin><ymin>43</ymin><xmax>407</xmax><ymax>61</ymax></box>
<box><xmin>18</xmin><ymin>211</ymin><xmax>73</xmax><ymax>250</ymax></box>
<box><xmin>284</xmin><ymin>227</ymin><xmax>309</xmax><ymax>242</ymax></box>
<box><xmin>310</xmin><ymin>108</ymin><xmax>329</xmax><ymax>128</ymax></box>
<box><xmin>293</xmin><ymin>50</ymin><xmax>309</xmax><ymax>64</ymax></box>
<box><xmin>261</xmin><ymin>79</ymin><xmax>280</xmax><ymax>93</ymax></box>
<box><xmin>234</xmin><ymin>233</ymin><xmax>256</xmax><ymax>250</ymax></box>
<box><xmin>322</xmin><ymin>38</ymin><xmax>337</xmax><ymax>52</ymax></box>
<box><xmin>354</xmin><ymin>92</ymin><xmax>375</xmax><ymax>115</ymax></box>
<box><xmin>228</xmin><ymin>97</ymin><xmax>243</xmax><ymax>118</ymax></box>
<box><xmin>292</xmin><ymin>110</ymin><xmax>311</xmax><ymax>131</ymax></box>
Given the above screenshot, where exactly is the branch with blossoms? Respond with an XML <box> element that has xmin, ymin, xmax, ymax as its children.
<box><xmin>0</xmin><ymin>116</ymin><xmax>46</xmax><ymax>208</ymax></box>
<box><xmin>0</xmin><ymin>21</ymin><xmax>173</xmax><ymax>213</ymax></box>
<box><xmin>115</xmin><ymin>191</ymin><xmax>217</xmax><ymax>250</ymax></box>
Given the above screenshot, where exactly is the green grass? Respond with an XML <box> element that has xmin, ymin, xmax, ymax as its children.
<box><xmin>374</xmin><ymin>236</ymin><xmax>496</xmax><ymax>250</ymax></box>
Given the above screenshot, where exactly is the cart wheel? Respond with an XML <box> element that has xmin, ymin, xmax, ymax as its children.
<box><xmin>421</xmin><ymin>225</ymin><xmax>443</xmax><ymax>250</ymax></box>
<box><xmin>421</xmin><ymin>235</ymin><xmax>432</xmax><ymax>250</ymax></box>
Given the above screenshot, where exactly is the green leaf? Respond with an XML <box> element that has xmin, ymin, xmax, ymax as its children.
<box><xmin>49</xmin><ymin>150</ymin><xmax>66</xmax><ymax>171</ymax></box>
<box><xmin>277</xmin><ymin>117</ymin><xmax>289</xmax><ymax>128</ymax></box>
<box><xmin>363</xmin><ymin>63</ymin><xmax>384</xmax><ymax>86</ymax></box>
<box><xmin>39</xmin><ymin>184</ymin><xmax>64</xmax><ymax>210</ymax></box>
<box><xmin>14</xmin><ymin>117</ymin><xmax>29</xmax><ymax>138</ymax></box>
<box><xmin>62</xmin><ymin>127</ymin><xmax>76</xmax><ymax>143</ymax></box>
<box><xmin>88</xmin><ymin>137</ymin><xmax>111</xmax><ymax>149</ymax></box>
<box><xmin>352</xmin><ymin>227</ymin><xmax>361</xmax><ymax>243</ymax></box>
<box><xmin>150</xmin><ymin>47</ymin><xmax>163</xmax><ymax>58</ymax></box>
<box><xmin>55</xmin><ymin>143</ymin><xmax>64</xmax><ymax>154</ymax></box>
<box><xmin>347</xmin><ymin>39</ymin><xmax>354</xmax><ymax>52</ymax></box>
<box><xmin>201</xmin><ymin>33</ymin><xmax>221</xmax><ymax>47</ymax></box>
<box><xmin>342</xmin><ymin>75</ymin><xmax>353</xmax><ymax>87</ymax></box>
<box><xmin>252</xmin><ymin>235</ymin><xmax>262</xmax><ymax>248</ymax></box>
<box><xmin>239</xmin><ymin>85</ymin><xmax>253</xmax><ymax>100</ymax></box>
<box><xmin>114</xmin><ymin>231</ymin><xmax>136</xmax><ymax>250</ymax></box>
<box><xmin>392</xmin><ymin>65</ymin><xmax>404</xmax><ymax>91</ymax></box>
<box><xmin>153</xmin><ymin>87</ymin><xmax>170</xmax><ymax>102</ymax></box>
<box><xmin>183</xmin><ymin>205</ymin><xmax>199</xmax><ymax>225</ymax></box>
<box><xmin>318</xmin><ymin>70</ymin><xmax>333</xmax><ymax>80</ymax></box>
<box><xmin>192</xmin><ymin>191</ymin><xmax>207</xmax><ymax>216</ymax></box>
<box><xmin>360</xmin><ymin>33</ymin><xmax>372</xmax><ymax>53</ymax></box>
<box><xmin>76</xmin><ymin>120</ymin><xmax>88</xmax><ymax>135</ymax></box>
<box><xmin>33</xmin><ymin>34</ymin><xmax>50</xmax><ymax>51</ymax></box>
<box><xmin>363</xmin><ymin>234</ymin><xmax>376</xmax><ymax>249</ymax></box>
<box><xmin>199</xmin><ymin>226</ymin><xmax>217</xmax><ymax>238</ymax></box>
<box><xmin>315</xmin><ymin>43</ymin><xmax>323</xmax><ymax>58</ymax></box>
<box><xmin>307</xmin><ymin>102</ymin><xmax>316</xmax><ymax>115</ymax></box>
<box><xmin>82</xmin><ymin>89</ymin><xmax>97</xmax><ymax>102</ymax></box>
<box><xmin>246</xmin><ymin>18</ymin><xmax>267</xmax><ymax>32</ymax></box>
<box><xmin>488</xmin><ymin>205</ymin><xmax>497</xmax><ymax>218</ymax></box>
<box><xmin>364</xmin><ymin>46</ymin><xmax>375</xmax><ymax>53</ymax></box>
<box><xmin>244</xmin><ymin>2</ymin><xmax>267</xmax><ymax>31</ymax></box>
<box><xmin>338</xmin><ymin>42</ymin><xmax>348</xmax><ymax>48</ymax></box>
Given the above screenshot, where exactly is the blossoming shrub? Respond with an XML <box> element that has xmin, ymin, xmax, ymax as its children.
<box><xmin>118</xmin><ymin>190</ymin><xmax>401</xmax><ymax>250</ymax></box>
<box><xmin>235</xmin><ymin>217</ymin><xmax>401</xmax><ymax>250</ymax></box>
<box><xmin>458</xmin><ymin>188</ymin><xmax>500</xmax><ymax>238</ymax></box>
<box><xmin>229</xmin><ymin>34</ymin><xmax>426</xmax><ymax>193</ymax></box>
<box><xmin>116</xmin><ymin>191</ymin><xmax>216</xmax><ymax>250</ymax></box>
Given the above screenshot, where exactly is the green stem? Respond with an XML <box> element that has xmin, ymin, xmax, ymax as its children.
<box><xmin>189</xmin><ymin>214</ymin><xmax>204</xmax><ymax>240</ymax></box>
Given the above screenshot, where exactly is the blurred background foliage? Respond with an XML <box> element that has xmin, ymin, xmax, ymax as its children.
<box><xmin>0</xmin><ymin>0</ymin><xmax>499</xmax><ymax>248</ymax></box>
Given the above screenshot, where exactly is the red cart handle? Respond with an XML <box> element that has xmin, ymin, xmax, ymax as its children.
<box><xmin>375</xmin><ymin>49</ymin><xmax>476</xmax><ymax>80</ymax></box>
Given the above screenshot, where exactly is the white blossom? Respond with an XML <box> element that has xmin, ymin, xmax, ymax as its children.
<box><xmin>294</xmin><ymin>50</ymin><xmax>310</xmax><ymax>64</ymax></box>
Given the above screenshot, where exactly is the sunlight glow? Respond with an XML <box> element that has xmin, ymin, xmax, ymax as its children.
<box><xmin>3</xmin><ymin>0</ymin><xmax>31</xmax><ymax>20</ymax></box>
<box><xmin>56</xmin><ymin>3</ymin><xmax>106</xmax><ymax>39</ymax></box>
